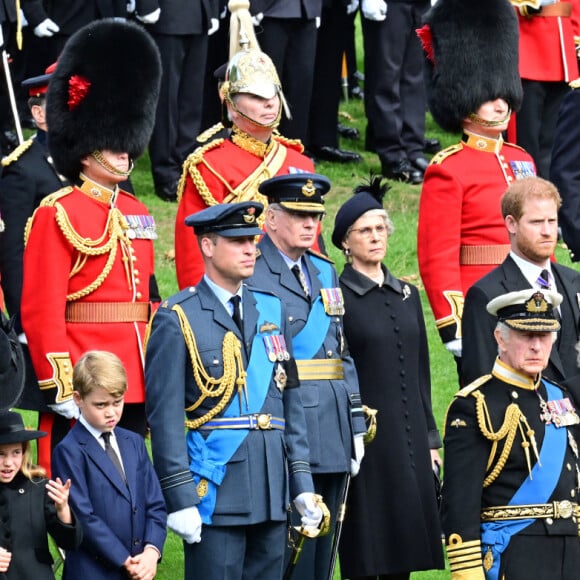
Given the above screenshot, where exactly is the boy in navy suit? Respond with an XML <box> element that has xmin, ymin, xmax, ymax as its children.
<box><xmin>52</xmin><ymin>351</ymin><xmax>167</xmax><ymax>579</ymax></box>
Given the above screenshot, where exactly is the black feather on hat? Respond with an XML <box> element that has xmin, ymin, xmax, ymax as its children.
<box><xmin>332</xmin><ymin>175</ymin><xmax>390</xmax><ymax>249</ymax></box>
<box><xmin>46</xmin><ymin>19</ymin><xmax>161</xmax><ymax>182</ymax></box>
<box><xmin>420</xmin><ymin>0</ymin><xmax>522</xmax><ymax>133</ymax></box>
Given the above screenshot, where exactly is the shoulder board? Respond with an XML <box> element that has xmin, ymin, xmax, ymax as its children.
<box><xmin>196</xmin><ymin>122</ymin><xmax>225</xmax><ymax>143</ymax></box>
<box><xmin>429</xmin><ymin>143</ymin><xmax>463</xmax><ymax>165</ymax></box>
<box><xmin>273</xmin><ymin>132</ymin><xmax>304</xmax><ymax>152</ymax></box>
<box><xmin>161</xmin><ymin>287</ymin><xmax>200</xmax><ymax>309</ymax></box>
<box><xmin>1</xmin><ymin>138</ymin><xmax>34</xmax><ymax>166</ymax></box>
<box><xmin>569</xmin><ymin>78</ymin><xmax>580</xmax><ymax>89</ymax></box>
<box><xmin>38</xmin><ymin>186</ymin><xmax>75</xmax><ymax>207</ymax></box>
<box><xmin>306</xmin><ymin>248</ymin><xmax>334</xmax><ymax>264</ymax></box>
<box><xmin>456</xmin><ymin>374</ymin><xmax>492</xmax><ymax>397</ymax></box>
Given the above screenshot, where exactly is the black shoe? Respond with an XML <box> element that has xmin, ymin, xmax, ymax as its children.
<box><xmin>411</xmin><ymin>156</ymin><xmax>430</xmax><ymax>172</ymax></box>
<box><xmin>424</xmin><ymin>138</ymin><xmax>442</xmax><ymax>154</ymax></box>
<box><xmin>337</xmin><ymin>123</ymin><xmax>360</xmax><ymax>140</ymax></box>
<box><xmin>309</xmin><ymin>146</ymin><xmax>362</xmax><ymax>164</ymax></box>
<box><xmin>381</xmin><ymin>159</ymin><xmax>423</xmax><ymax>184</ymax></box>
<box><xmin>155</xmin><ymin>182</ymin><xmax>178</xmax><ymax>202</ymax></box>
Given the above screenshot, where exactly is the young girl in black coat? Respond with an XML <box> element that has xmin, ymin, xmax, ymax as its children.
<box><xmin>0</xmin><ymin>411</ymin><xmax>81</xmax><ymax>578</ymax></box>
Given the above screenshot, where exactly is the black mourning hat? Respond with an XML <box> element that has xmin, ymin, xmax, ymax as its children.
<box><xmin>0</xmin><ymin>411</ymin><xmax>46</xmax><ymax>444</ymax></box>
<box><xmin>487</xmin><ymin>290</ymin><xmax>562</xmax><ymax>332</ymax></box>
<box><xmin>419</xmin><ymin>0</ymin><xmax>522</xmax><ymax>133</ymax></box>
<box><xmin>185</xmin><ymin>201</ymin><xmax>264</xmax><ymax>237</ymax></box>
<box><xmin>332</xmin><ymin>175</ymin><xmax>389</xmax><ymax>248</ymax></box>
<box><xmin>46</xmin><ymin>19</ymin><xmax>161</xmax><ymax>182</ymax></box>
<box><xmin>258</xmin><ymin>173</ymin><xmax>330</xmax><ymax>214</ymax></box>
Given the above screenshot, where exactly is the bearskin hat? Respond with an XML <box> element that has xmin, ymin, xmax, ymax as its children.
<box><xmin>46</xmin><ymin>19</ymin><xmax>161</xmax><ymax>182</ymax></box>
<box><xmin>420</xmin><ymin>0</ymin><xmax>522</xmax><ymax>133</ymax></box>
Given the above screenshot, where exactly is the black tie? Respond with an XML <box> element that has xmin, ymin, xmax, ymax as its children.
<box><xmin>101</xmin><ymin>432</ymin><xmax>126</xmax><ymax>483</ymax></box>
<box><xmin>538</xmin><ymin>269</ymin><xmax>551</xmax><ymax>289</ymax></box>
<box><xmin>291</xmin><ymin>264</ymin><xmax>310</xmax><ymax>297</ymax></box>
<box><xmin>230</xmin><ymin>295</ymin><xmax>243</xmax><ymax>334</ymax></box>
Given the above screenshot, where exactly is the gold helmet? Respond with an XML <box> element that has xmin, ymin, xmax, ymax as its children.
<box><xmin>221</xmin><ymin>0</ymin><xmax>290</xmax><ymax>128</ymax></box>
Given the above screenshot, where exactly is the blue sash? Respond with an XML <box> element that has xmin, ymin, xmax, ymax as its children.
<box><xmin>293</xmin><ymin>255</ymin><xmax>334</xmax><ymax>360</ymax></box>
<box><xmin>481</xmin><ymin>380</ymin><xmax>567</xmax><ymax>579</ymax></box>
<box><xmin>186</xmin><ymin>291</ymin><xmax>281</xmax><ymax>524</ymax></box>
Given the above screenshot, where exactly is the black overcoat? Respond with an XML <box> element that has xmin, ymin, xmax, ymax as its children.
<box><xmin>338</xmin><ymin>264</ymin><xmax>444</xmax><ymax>576</ymax></box>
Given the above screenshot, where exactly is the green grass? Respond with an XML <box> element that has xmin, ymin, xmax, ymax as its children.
<box><xmin>16</xmin><ymin>21</ymin><xmax>580</xmax><ymax>580</ymax></box>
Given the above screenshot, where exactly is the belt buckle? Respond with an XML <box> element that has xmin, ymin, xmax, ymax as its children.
<box><xmin>554</xmin><ymin>500</ymin><xmax>574</xmax><ymax>519</ymax></box>
<box><xmin>256</xmin><ymin>414</ymin><xmax>271</xmax><ymax>430</ymax></box>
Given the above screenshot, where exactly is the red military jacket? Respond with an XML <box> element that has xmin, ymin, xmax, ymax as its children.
<box><xmin>21</xmin><ymin>180</ymin><xmax>156</xmax><ymax>404</ymax></box>
<box><xmin>512</xmin><ymin>0</ymin><xmax>580</xmax><ymax>82</ymax></box>
<box><xmin>174</xmin><ymin>128</ymin><xmax>315</xmax><ymax>289</ymax></box>
<box><xmin>417</xmin><ymin>132</ymin><xmax>536</xmax><ymax>344</ymax></box>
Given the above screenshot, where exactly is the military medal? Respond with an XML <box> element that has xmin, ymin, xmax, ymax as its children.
<box><xmin>263</xmin><ymin>334</ymin><xmax>289</xmax><ymax>362</ymax></box>
<box><xmin>274</xmin><ymin>363</ymin><xmax>288</xmax><ymax>392</ymax></box>
<box><xmin>125</xmin><ymin>214</ymin><xmax>158</xmax><ymax>239</ymax></box>
<box><xmin>320</xmin><ymin>288</ymin><xmax>345</xmax><ymax>316</ymax></box>
<box><xmin>546</xmin><ymin>398</ymin><xmax>580</xmax><ymax>427</ymax></box>
<box><xmin>510</xmin><ymin>160</ymin><xmax>535</xmax><ymax>180</ymax></box>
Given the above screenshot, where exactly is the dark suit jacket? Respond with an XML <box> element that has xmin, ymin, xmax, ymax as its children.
<box><xmin>551</xmin><ymin>88</ymin><xmax>580</xmax><ymax>261</ymax></box>
<box><xmin>461</xmin><ymin>255</ymin><xmax>580</xmax><ymax>386</ymax></box>
<box><xmin>52</xmin><ymin>423</ymin><xmax>167</xmax><ymax>579</ymax></box>
<box><xmin>136</xmin><ymin>0</ymin><xmax>217</xmax><ymax>34</ymax></box>
<box><xmin>22</xmin><ymin>0</ymin><xmax>126</xmax><ymax>34</ymax></box>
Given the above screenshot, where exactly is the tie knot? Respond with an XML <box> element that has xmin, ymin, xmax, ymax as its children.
<box><xmin>538</xmin><ymin>269</ymin><xmax>551</xmax><ymax>289</ymax></box>
<box><xmin>101</xmin><ymin>431</ymin><xmax>111</xmax><ymax>444</ymax></box>
<box><xmin>230</xmin><ymin>295</ymin><xmax>241</xmax><ymax>308</ymax></box>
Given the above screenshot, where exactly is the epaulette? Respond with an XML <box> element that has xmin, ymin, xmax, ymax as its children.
<box><xmin>503</xmin><ymin>141</ymin><xmax>528</xmax><ymax>153</ymax></box>
<box><xmin>159</xmin><ymin>286</ymin><xmax>200</xmax><ymax>310</ymax></box>
<box><xmin>245</xmin><ymin>284</ymin><xmax>277</xmax><ymax>298</ymax></box>
<box><xmin>196</xmin><ymin>122</ymin><xmax>225</xmax><ymax>143</ymax></box>
<box><xmin>456</xmin><ymin>374</ymin><xmax>492</xmax><ymax>397</ymax></box>
<box><xmin>569</xmin><ymin>77</ymin><xmax>580</xmax><ymax>89</ymax></box>
<box><xmin>306</xmin><ymin>248</ymin><xmax>334</xmax><ymax>264</ymax></box>
<box><xmin>273</xmin><ymin>132</ymin><xmax>304</xmax><ymax>152</ymax></box>
<box><xmin>429</xmin><ymin>143</ymin><xmax>463</xmax><ymax>165</ymax></box>
<box><xmin>1</xmin><ymin>138</ymin><xmax>34</xmax><ymax>166</ymax></box>
<box><xmin>38</xmin><ymin>186</ymin><xmax>74</xmax><ymax>207</ymax></box>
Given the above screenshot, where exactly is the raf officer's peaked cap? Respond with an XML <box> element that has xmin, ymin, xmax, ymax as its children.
<box><xmin>185</xmin><ymin>201</ymin><xmax>264</xmax><ymax>237</ymax></box>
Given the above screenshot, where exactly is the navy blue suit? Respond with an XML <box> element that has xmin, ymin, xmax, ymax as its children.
<box><xmin>145</xmin><ymin>279</ymin><xmax>314</xmax><ymax>579</ymax></box>
<box><xmin>249</xmin><ymin>235</ymin><xmax>366</xmax><ymax>580</ymax></box>
<box><xmin>52</xmin><ymin>423</ymin><xmax>167</xmax><ymax>579</ymax></box>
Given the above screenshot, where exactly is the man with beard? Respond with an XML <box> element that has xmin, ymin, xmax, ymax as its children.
<box><xmin>461</xmin><ymin>177</ymin><xmax>580</xmax><ymax>386</ymax></box>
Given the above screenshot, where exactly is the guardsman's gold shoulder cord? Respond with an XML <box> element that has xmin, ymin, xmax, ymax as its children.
<box><xmin>172</xmin><ymin>304</ymin><xmax>247</xmax><ymax>429</ymax></box>
<box><xmin>473</xmin><ymin>391</ymin><xmax>539</xmax><ymax>487</ymax></box>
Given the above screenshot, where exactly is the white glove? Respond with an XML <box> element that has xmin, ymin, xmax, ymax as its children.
<box><xmin>350</xmin><ymin>433</ymin><xmax>365</xmax><ymax>477</ymax></box>
<box><xmin>126</xmin><ymin>0</ymin><xmax>136</xmax><ymax>13</ymax></box>
<box><xmin>33</xmin><ymin>18</ymin><xmax>60</xmax><ymax>38</ymax></box>
<box><xmin>361</xmin><ymin>0</ymin><xmax>387</xmax><ymax>21</ymax></box>
<box><xmin>48</xmin><ymin>399</ymin><xmax>80</xmax><ymax>420</ymax></box>
<box><xmin>540</xmin><ymin>0</ymin><xmax>557</xmax><ymax>5</ymax></box>
<box><xmin>20</xmin><ymin>9</ymin><xmax>28</xmax><ymax>27</ymax></box>
<box><xmin>136</xmin><ymin>8</ymin><xmax>161</xmax><ymax>24</ymax></box>
<box><xmin>346</xmin><ymin>0</ymin><xmax>359</xmax><ymax>15</ymax></box>
<box><xmin>167</xmin><ymin>507</ymin><xmax>202</xmax><ymax>544</ymax></box>
<box><xmin>293</xmin><ymin>493</ymin><xmax>323</xmax><ymax>528</ymax></box>
<box><xmin>315</xmin><ymin>16</ymin><xmax>321</xmax><ymax>28</ymax></box>
<box><xmin>252</xmin><ymin>12</ymin><xmax>264</xmax><ymax>26</ymax></box>
<box><xmin>0</xmin><ymin>24</ymin><xmax>3</xmax><ymax>48</ymax></box>
<box><xmin>208</xmin><ymin>18</ymin><xmax>219</xmax><ymax>36</ymax></box>
<box><xmin>444</xmin><ymin>338</ymin><xmax>463</xmax><ymax>358</ymax></box>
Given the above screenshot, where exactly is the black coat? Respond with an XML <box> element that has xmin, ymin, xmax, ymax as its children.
<box><xmin>461</xmin><ymin>256</ymin><xmax>580</xmax><ymax>387</ymax></box>
<box><xmin>0</xmin><ymin>473</ymin><xmax>82</xmax><ymax>579</ymax></box>
<box><xmin>0</xmin><ymin>134</ymin><xmax>67</xmax><ymax>412</ymax></box>
<box><xmin>337</xmin><ymin>264</ymin><xmax>444</xmax><ymax>576</ymax></box>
